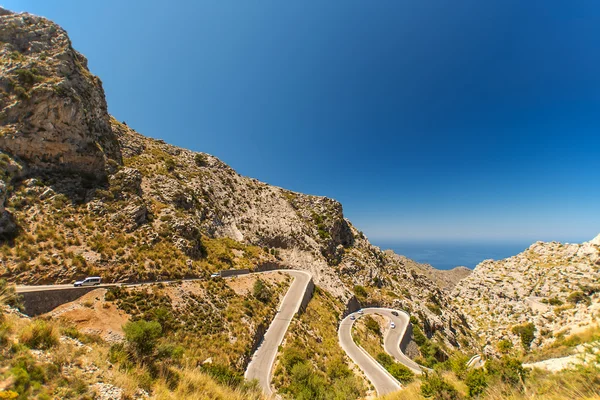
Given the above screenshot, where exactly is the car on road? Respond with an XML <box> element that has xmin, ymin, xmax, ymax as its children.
<box><xmin>358</xmin><ymin>309</ymin><xmax>364</xmax><ymax>315</ymax></box>
<box><xmin>350</xmin><ymin>315</ymin><xmax>356</xmax><ymax>320</ymax></box>
<box><xmin>210</xmin><ymin>272</ymin><xmax>221</xmax><ymax>278</ymax></box>
<box><xmin>391</xmin><ymin>311</ymin><xmax>398</xmax><ymax>316</ymax></box>
<box><xmin>74</xmin><ymin>276</ymin><xmax>101</xmax><ymax>287</ymax></box>
<box><xmin>390</xmin><ymin>321</ymin><xmax>396</xmax><ymax>329</ymax></box>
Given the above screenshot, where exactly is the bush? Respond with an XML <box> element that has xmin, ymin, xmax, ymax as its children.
<box><xmin>353</xmin><ymin>285</ymin><xmax>367</xmax><ymax>299</ymax></box>
<box><xmin>497</xmin><ymin>339</ymin><xmax>513</xmax><ymax>354</ymax></box>
<box><xmin>567</xmin><ymin>291</ymin><xmax>590</xmax><ymax>305</ymax></box>
<box><xmin>19</xmin><ymin>320</ymin><xmax>58</xmax><ymax>350</ymax></box>
<box><xmin>486</xmin><ymin>356</ymin><xmax>527</xmax><ymax>387</ymax></box>
<box><xmin>512</xmin><ymin>323</ymin><xmax>536</xmax><ymax>351</ymax></box>
<box><xmin>252</xmin><ymin>279</ymin><xmax>272</xmax><ymax>303</ymax></box>
<box><xmin>281</xmin><ymin>346</ymin><xmax>306</xmax><ymax>372</ymax></box>
<box><xmin>200</xmin><ymin>363</ymin><xmax>242</xmax><ymax>388</ymax></box>
<box><xmin>376</xmin><ymin>353</ymin><xmax>414</xmax><ymax>384</ymax></box>
<box><xmin>8</xmin><ymin>354</ymin><xmax>52</xmax><ymax>399</ymax></box>
<box><xmin>388</xmin><ymin>362</ymin><xmax>414</xmax><ymax>384</ymax></box>
<box><xmin>194</xmin><ymin>153</ymin><xmax>208</xmax><ymax>167</ymax></box>
<box><xmin>364</xmin><ymin>316</ymin><xmax>381</xmax><ymax>336</ymax></box>
<box><xmin>421</xmin><ymin>373</ymin><xmax>460</xmax><ymax>400</ymax></box>
<box><xmin>123</xmin><ymin>320</ymin><xmax>162</xmax><ymax>358</ymax></box>
<box><xmin>465</xmin><ymin>368</ymin><xmax>487</xmax><ymax>397</ymax></box>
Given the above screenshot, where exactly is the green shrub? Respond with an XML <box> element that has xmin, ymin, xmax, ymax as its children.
<box><xmin>465</xmin><ymin>368</ymin><xmax>487</xmax><ymax>397</ymax></box>
<box><xmin>281</xmin><ymin>346</ymin><xmax>306</xmax><ymax>372</ymax></box>
<box><xmin>512</xmin><ymin>323</ymin><xmax>536</xmax><ymax>351</ymax></box>
<box><xmin>200</xmin><ymin>363</ymin><xmax>242</xmax><ymax>388</ymax></box>
<box><xmin>364</xmin><ymin>315</ymin><xmax>381</xmax><ymax>336</ymax></box>
<box><xmin>421</xmin><ymin>373</ymin><xmax>460</xmax><ymax>400</ymax></box>
<box><xmin>194</xmin><ymin>153</ymin><xmax>208</xmax><ymax>167</ymax></box>
<box><xmin>9</xmin><ymin>355</ymin><xmax>47</xmax><ymax>398</ymax></box>
<box><xmin>376</xmin><ymin>353</ymin><xmax>414</xmax><ymax>384</ymax></box>
<box><xmin>486</xmin><ymin>356</ymin><xmax>527</xmax><ymax>387</ymax></box>
<box><xmin>388</xmin><ymin>362</ymin><xmax>414</xmax><ymax>384</ymax></box>
<box><xmin>19</xmin><ymin>321</ymin><xmax>58</xmax><ymax>350</ymax></box>
<box><xmin>253</xmin><ymin>279</ymin><xmax>272</xmax><ymax>303</ymax></box>
<box><xmin>123</xmin><ymin>320</ymin><xmax>162</xmax><ymax>358</ymax></box>
<box><xmin>326</xmin><ymin>357</ymin><xmax>352</xmax><ymax>380</ymax></box>
<box><xmin>353</xmin><ymin>285</ymin><xmax>367</xmax><ymax>299</ymax></box>
<box><xmin>567</xmin><ymin>291</ymin><xmax>590</xmax><ymax>305</ymax></box>
<box><xmin>497</xmin><ymin>339</ymin><xmax>513</xmax><ymax>354</ymax></box>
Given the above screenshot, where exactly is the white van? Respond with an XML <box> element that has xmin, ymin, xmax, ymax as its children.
<box><xmin>74</xmin><ymin>276</ymin><xmax>102</xmax><ymax>287</ymax></box>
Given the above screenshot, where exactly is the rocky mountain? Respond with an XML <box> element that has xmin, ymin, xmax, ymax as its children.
<box><xmin>0</xmin><ymin>7</ymin><xmax>474</xmax><ymax>358</ymax></box>
<box><xmin>453</xmin><ymin>235</ymin><xmax>600</xmax><ymax>354</ymax></box>
<box><xmin>384</xmin><ymin>250</ymin><xmax>472</xmax><ymax>291</ymax></box>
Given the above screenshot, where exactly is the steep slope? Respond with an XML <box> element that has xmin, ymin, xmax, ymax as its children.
<box><xmin>0</xmin><ymin>6</ymin><xmax>473</xmax><ymax>374</ymax></box>
<box><xmin>0</xmin><ymin>8</ymin><xmax>121</xmax><ymax>177</ymax></box>
<box><xmin>383</xmin><ymin>250</ymin><xmax>472</xmax><ymax>291</ymax></box>
<box><xmin>453</xmin><ymin>235</ymin><xmax>600</xmax><ymax>354</ymax></box>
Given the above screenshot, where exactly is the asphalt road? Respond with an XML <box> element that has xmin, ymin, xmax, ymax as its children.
<box><xmin>339</xmin><ymin>311</ymin><xmax>401</xmax><ymax>396</ymax></box>
<box><xmin>338</xmin><ymin>307</ymin><xmax>423</xmax><ymax>396</ymax></box>
<box><xmin>372</xmin><ymin>308</ymin><xmax>423</xmax><ymax>374</ymax></box>
<box><xmin>244</xmin><ymin>270</ymin><xmax>312</xmax><ymax>396</ymax></box>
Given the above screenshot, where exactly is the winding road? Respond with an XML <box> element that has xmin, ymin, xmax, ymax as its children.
<box><xmin>339</xmin><ymin>307</ymin><xmax>422</xmax><ymax>396</ymax></box>
<box><xmin>16</xmin><ymin>271</ymin><xmax>420</xmax><ymax>398</ymax></box>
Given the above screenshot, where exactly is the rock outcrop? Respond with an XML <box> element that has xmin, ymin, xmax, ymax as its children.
<box><xmin>453</xmin><ymin>235</ymin><xmax>600</xmax><ymax>354</ymax></box>
<box><xmin>0</xmin><ymin>7</ymin><xmax>474</xmax><ymax>357</ymax></box>
<box><xmin>0</xmin><ymin>8</ymin><xmax>121</xmax><ymax>179</ymax></box>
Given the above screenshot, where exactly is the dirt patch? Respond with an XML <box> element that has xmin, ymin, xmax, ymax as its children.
<box><xmin>226</xmin><ymin>271</ymin><xmax>289</xmax><ymax>296</ymax></box>
<box><xmin>45</xmin><ymin>288</ymin><xmax>129</xmax><ymax>342</ymax></box>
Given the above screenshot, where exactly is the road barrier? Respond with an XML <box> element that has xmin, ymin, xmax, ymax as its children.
<box><xmin>220</xmin><ymin>268</ymin><xmax>250</xmax><ymax>277</ymax></box>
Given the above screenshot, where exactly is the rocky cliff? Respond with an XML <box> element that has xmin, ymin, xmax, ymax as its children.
<box><xmin>453</xmin><ymin>235</ymin><xmax>600</xmax><ymax>354</ymax></box>
<box><xmin>0</xmin><ymin>8</ymin><xmax>474</xmax><ymax>357</ymax></box>
<box><xmin>0</xmin><ymin>8</ymin><xmax>121</xmax><ymax>179</ymax></box>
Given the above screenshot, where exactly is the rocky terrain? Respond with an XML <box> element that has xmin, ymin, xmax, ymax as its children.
<box><xmin>453</xmin><ymin>235</ymin><xmax>600</xmax><ymax>354</ymax></box>
<box><xmin>383</xmin><ymin>250</ymin><xmax>472</xmax><ymax>291</ymax></box>
<box><xmin>0</xmin><ymin>7</ymin><xmax>474</xmax><ymax>357</ymax></box>
<box><xmin>1</xmin><ymin>7</ymin><xmax>599</xmax><ymax>400</ymax></box>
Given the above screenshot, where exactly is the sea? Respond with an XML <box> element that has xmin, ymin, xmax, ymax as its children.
<box><xmin>372</xmin><ymin>240</ymin><xmax>535</xmax><ymax>270</ymax></box>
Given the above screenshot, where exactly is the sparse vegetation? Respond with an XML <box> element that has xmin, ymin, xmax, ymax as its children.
<box><xmin>512</xmin><ymin>323</ymin><xmax>536</xmax><ymax>351</ymax></box>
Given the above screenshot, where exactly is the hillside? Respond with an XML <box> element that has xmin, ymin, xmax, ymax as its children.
<box><xmin>0</xmin><ymin>6</ymin><xmax>473</xmax><ymax>354</ymax></box>
<box><xmin>1</xmin><ymin>7</ymin><xmax>599</xmax><ymax>400</ymax></box>
<box><xmin>453</xmin><ymin>235</ymin><xmax>600</xmax><ymax>353</ymax></box>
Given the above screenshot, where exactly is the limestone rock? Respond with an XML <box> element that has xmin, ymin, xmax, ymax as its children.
<box><xmin>0</xmin><ymin>8</ymin><xmax>121</xmax><ymax>179</ymax></box>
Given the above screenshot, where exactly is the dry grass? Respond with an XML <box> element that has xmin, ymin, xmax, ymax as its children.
<box><xmin>153</xmin><ymin>368</ymin><xmax>264</xmax><ymax>400</ymax></box>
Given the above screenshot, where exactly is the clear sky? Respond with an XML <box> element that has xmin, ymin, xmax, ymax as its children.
<box><xmin>5</xmin><ymin>1</ymin><xmax>600</xmax><ymax>243</ymax></box>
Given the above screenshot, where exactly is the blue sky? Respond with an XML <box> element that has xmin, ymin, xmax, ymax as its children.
<box><xmin>5</xmin><ymin>1</ymin><xmax>600</xmax><ymax>243</ymax></box>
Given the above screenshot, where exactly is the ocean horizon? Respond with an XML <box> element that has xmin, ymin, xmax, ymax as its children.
<box><xmin>372</xmin><ymin>240</ymin><xmax>537</xmax><ymax>270</ymax></box>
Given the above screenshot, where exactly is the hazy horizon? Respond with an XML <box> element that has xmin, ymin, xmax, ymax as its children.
<box><xmin>6</xmin><ymin>0</ymin><xmax>599</xmax><ymax>242</ymax></box>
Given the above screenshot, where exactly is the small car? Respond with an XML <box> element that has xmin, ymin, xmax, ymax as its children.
<box><xmin>391</xmin><ymin>311</ymin><xmax>398</xmax><ymax>316</ymax></box>
<box><xmin>350</xmin><ymin>315</ymin><xmax>356</xmax><ymax>320</ymax></box>
<box><xmin>210</xmin><ymin>272</ymin><xmax>221</xmax><ymax>278</ymax></box>
<box><xmin>390</xmin><ymin>322</ymin><xmax>396</xmax><ymax>329</ymax></box>
<box><xmin>358</xmin><ymin>309</ymin><xmax>364</xmax><ymax>315</ymax></box>
<box><xmin>74</xmin><ymin>276</ymin><xmax>101</xmax><ymax>287</ymax></box>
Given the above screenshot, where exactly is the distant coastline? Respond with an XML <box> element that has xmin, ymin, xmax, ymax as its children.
<box><xmin>373</xmin><ymin>240</ymin><xmax>534</xmax><ymax>270</ymax></box>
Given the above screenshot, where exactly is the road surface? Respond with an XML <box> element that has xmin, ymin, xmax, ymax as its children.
<box><xmin>339</xmin><ymin>311</ymin><xmax>402</xmax><ymax>396</ymax></box>
<box><xmin>338</xmin><ymin>307</ymin><xmax>423</xmax><ymax>396</ymax></box>
<box><xmin>373</xmin><ymin>308</ymin><xmax>423</xmax><ymax>374</ymax></box>
<box><xmin>244</xmin><ymin>270</ymin><xmax>312</xmax><ymax>396</ymax></box>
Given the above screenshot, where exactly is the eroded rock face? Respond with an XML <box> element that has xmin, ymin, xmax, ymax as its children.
<box><xmin>0</xmin><ymin>8</ymin><xmax>121</xmax><ymax>179</ymax></box>
<box><xmin>452</xmin><ymin>236</ymin><xmax>600</xmax><ymax>353</ymax></box>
